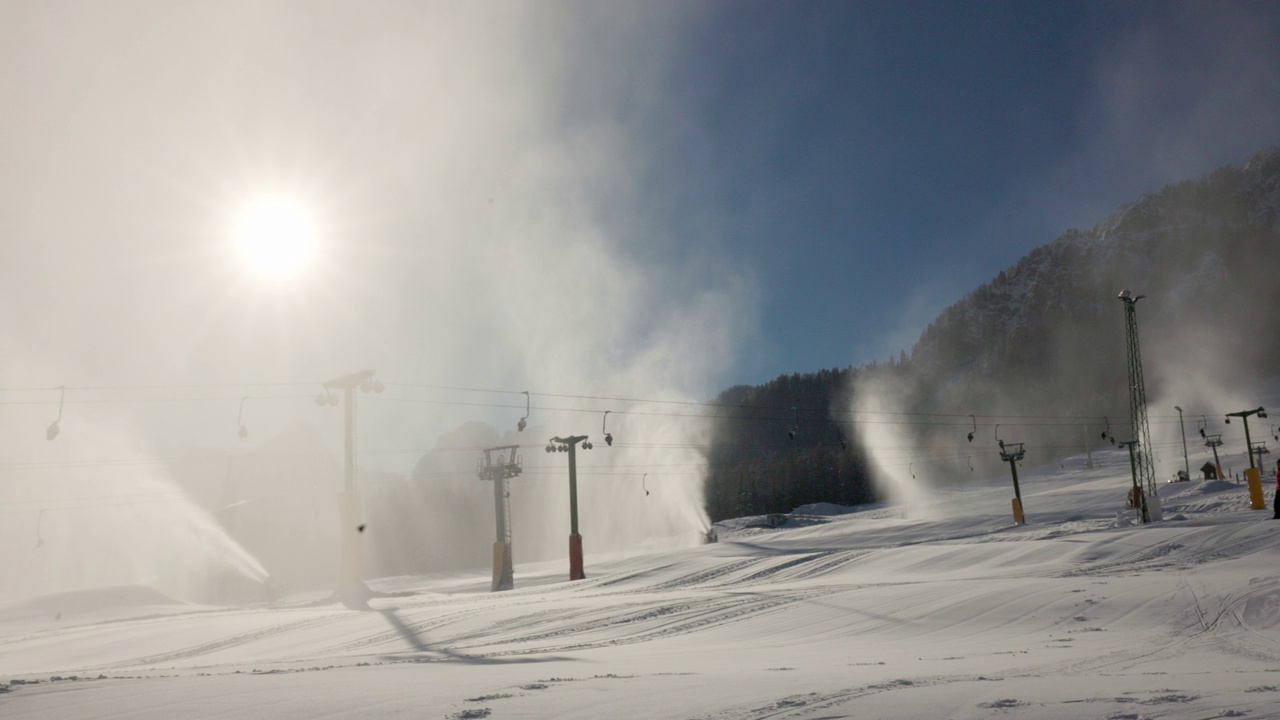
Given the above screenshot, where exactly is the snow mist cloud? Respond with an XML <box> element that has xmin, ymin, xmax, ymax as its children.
<box><xmin>0</xmin><ymin>3</ymin><xmax>752</xmax><ymax>602</ymax></box>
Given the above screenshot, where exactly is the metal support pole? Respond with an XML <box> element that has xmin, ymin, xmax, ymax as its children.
<box><xmin>568</xmin><ymin>441</ymin><xmax>580</xmax><ymax>537</ymax></box>
<box><xmin>567</xmin><ymin>439</ymin><xmax>584</xmax><ymax>580</ymax></box>
<box><xmin>337</xmin><ymin>385</ymin><xmax>362</xmax><ymax>590</ymax></box>
<box><xmin>478</xmin><ymin>445</ymin><xmax>520</xmax><ymax>592</ymax></box>
<box><xmin>1009</xmin><ymin>458</ymin><xmax>1022</xmax><ymax>506</ymax></box>
<box><xmin>321</xmin><ymin>369</ymin><xmax>380</xmax><ymax>601</ymax></box>
<box><xmin>999</xmin><ymin>440</ymin><xmax>1027</xmax><ymax>524</ymax></box>
<box><xmin>344</xmin><ymin>387</ymin><xmax>356</xmax><ymax>493</ymax></box>
<box><xmin>549</xmin><ymin>435</ymin><xmax>590</xmax><ymax>581</ymax></box>
<box><xmin>1128</xmin><ymin>442</ymin><xmax>1140</xmax><ymax>521</ymax></box>
<box><xmin>1120</xmin><ymin>440</ymin><xmax>1146</xmax><ymax>523</ymax></box>
<box><xmin>1244</xmin><ymin>417</ymin><xmax>1256</xmax><ymax>471</ymax></box>
<box><xmin>494</xmin><ymin>474</ymin><xmax>508</xmax><ymax>551</ymax></box>
<box><xmin>1176</xmin><ymin>406</ymin><xmax>1188</xmax><ymax>480</ymax></box>
<box><xmin>1207</xmin><ymin>437</ymin><xmax>1224</xmax><ymax>480</ymax></box>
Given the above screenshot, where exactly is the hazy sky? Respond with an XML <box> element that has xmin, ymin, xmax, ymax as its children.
<box><xmin>3</xmin><ymin>1</ymin><xmax>1280</xmax><ymax>471</ymax></box>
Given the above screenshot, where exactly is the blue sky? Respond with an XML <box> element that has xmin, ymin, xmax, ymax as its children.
<box><xmin>552</xmin><ymin>1</ymin><xmax>1280</xmax><ymax>383</ymax></box>
<box><xmin>2</xmin><ymin>1</ymin><xmax>1280</xmax><ymax>467</ymax></box>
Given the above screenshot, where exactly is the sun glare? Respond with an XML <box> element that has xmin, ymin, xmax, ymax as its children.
<box><xmin>234</xmin><ymin>197</ymin><xmax>316</xmax><ymax>278</ymax></box>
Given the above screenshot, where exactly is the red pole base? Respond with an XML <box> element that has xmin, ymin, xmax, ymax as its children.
<box><xmin>569</xmin><ymin>533</ymin><xmax>585</xmax><ymax>580</ymax></box>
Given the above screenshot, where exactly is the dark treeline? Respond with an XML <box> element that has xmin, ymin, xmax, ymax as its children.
<box><xmin>702</xmin><ymin>367</ymin><xmax>879</xmax><ymax>522</ymax></box>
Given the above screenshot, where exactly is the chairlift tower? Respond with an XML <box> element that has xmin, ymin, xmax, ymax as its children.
<box><xmin>477</xmin><ymin>445</ymin><xmax>522</xmax><ymax>591</ymax></box>
<box><xmin>1118</xmin><ymin>291</ymin><xmax>1159</xmax><ymax>522</ymax></box>
<box><xmin>546</xmin><ymin>435</ymin><xmax>592</xmax><ymax>580</ymax></box>
<box><xmin>1175</xmin><ymin>406</ymin><xmax>1189</xmax><ymax>481</ymax></box>
<box><xmin>1225</xmin><ymin>406</ymin><xmax>1268</xmax><ymax>471</ymax></box>
<box><xmin>1251</xmin><ymin>442</ymin><xmax>1270</xmax><ymax>468</ymax></box>
<box><xmin>319</xmin><ymin>369</ymin><xmax>384</xmax><ymax>602</ymax></box>
<box><xmin>1204</xmin><ymin>434</ymin><xmax>1224</xmax><ymax>479</ymax></box>
<box><xmin>998</xmin><ymin>439</ymin><xmax>1027</xmax><ymax>524</ymax></box>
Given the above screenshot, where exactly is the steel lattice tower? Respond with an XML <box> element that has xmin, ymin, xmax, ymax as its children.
<box><xmin>478</xmin><ymin>445</ymin><xmax>522</xmax><ymax>591</ymax></box>
<box><xmin>1119</xmin><ymin>291</ymin><xmax>1157</xmax><ymax>520</ymax></box>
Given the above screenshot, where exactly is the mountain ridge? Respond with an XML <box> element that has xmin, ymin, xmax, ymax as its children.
<box><xmin>703</xmin><ymin>146</ymin><xmax>1280</xmax><ymax>520</ymax></box>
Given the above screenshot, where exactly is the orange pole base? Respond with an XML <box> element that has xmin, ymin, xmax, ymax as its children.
<box><xmin>569</xmin><ymin>533</ymin><xmax>585</xmax><ymax>580</ymax></box>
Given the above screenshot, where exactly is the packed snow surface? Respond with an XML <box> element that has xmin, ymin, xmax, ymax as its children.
<box><xmin>3</xmin><ymin>448</ymin><xmax>1280</xmax><ymax>719</ymax></box>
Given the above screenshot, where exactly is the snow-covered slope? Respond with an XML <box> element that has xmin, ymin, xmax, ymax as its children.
<box><xmin>3</xmin><ymin>443</ymin><xmax>1279</xmax><ymax>719</ymax></box>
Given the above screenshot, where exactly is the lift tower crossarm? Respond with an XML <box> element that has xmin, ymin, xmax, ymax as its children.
<box><xmin>1225</xmin><ymin>407</ymin><xmax>1267</xmax><ymax>471</ymax></box>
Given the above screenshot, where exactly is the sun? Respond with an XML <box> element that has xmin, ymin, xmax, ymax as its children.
<box><xmin>234</xmin><ymin>197</ymin><xmax>317</xmax><ymax>278</ymax></box>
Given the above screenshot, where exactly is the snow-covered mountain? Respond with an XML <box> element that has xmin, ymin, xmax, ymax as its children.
<box><xmin>706</xmin><ymin>148</ymin><xmax>1280</xmax><ymax>516</ymax></box>
<box><xmin>908</xmin><ymin>147</ymin><xmax>1280</xmax><ymax>417</ymax></box>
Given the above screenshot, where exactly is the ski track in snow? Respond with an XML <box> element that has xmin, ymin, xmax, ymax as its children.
<box><xmin>5</xmin><ymin>450</ymin><xmax>1280</xmax><ymax>719</ymax></box>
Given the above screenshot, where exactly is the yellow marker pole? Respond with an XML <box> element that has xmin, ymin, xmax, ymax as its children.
<box><xmin>1246</xmin><ymin>467</ymin><xmax>1266</xmax><ymax>510</ymax></box>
